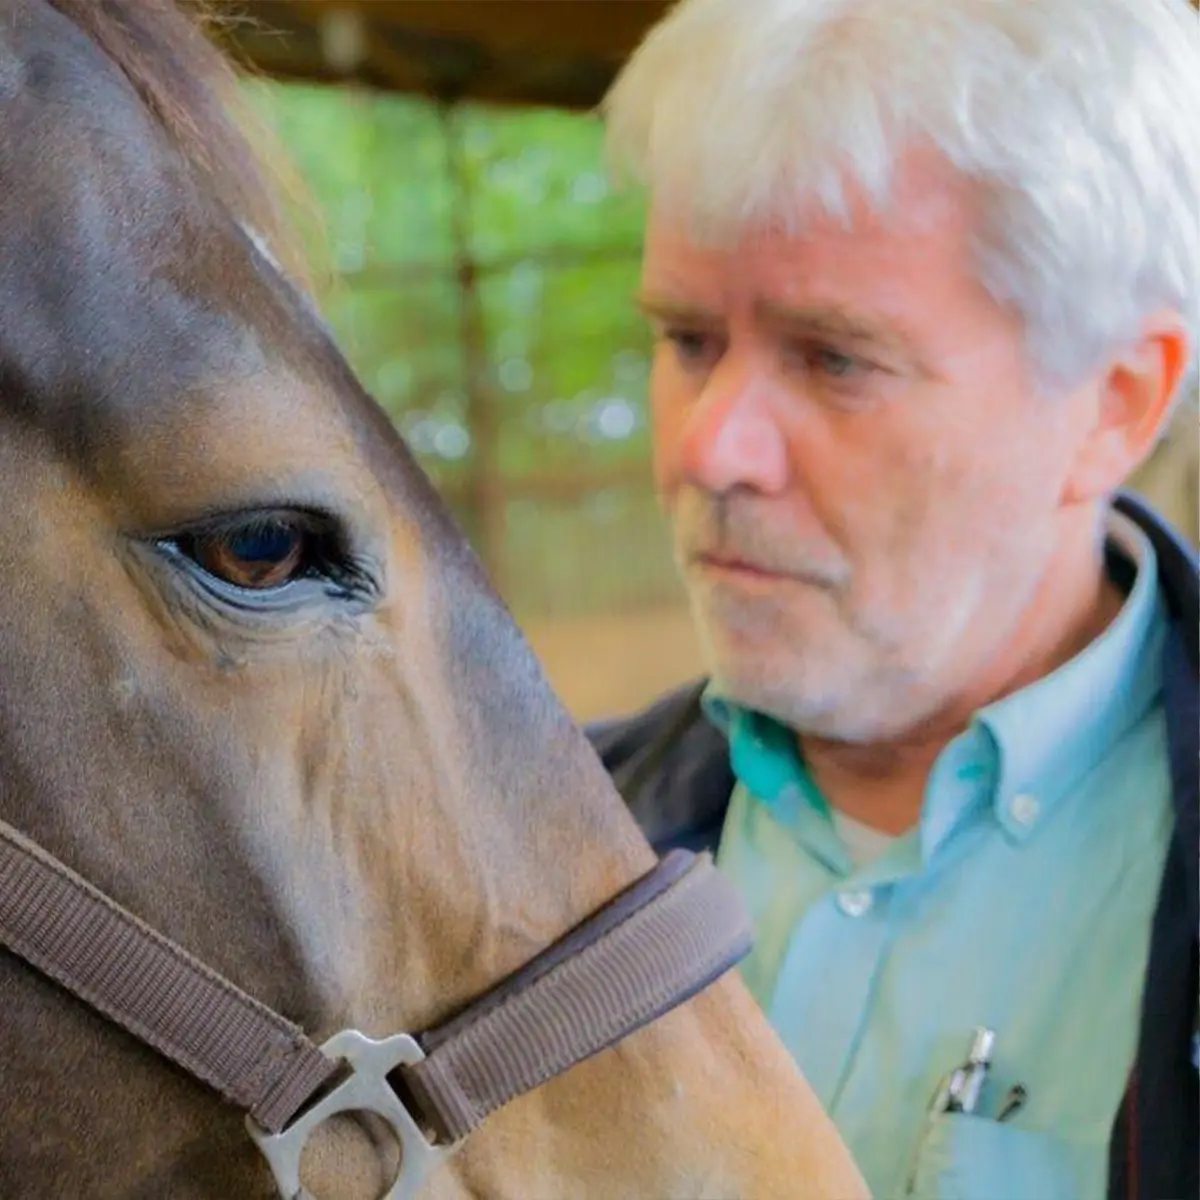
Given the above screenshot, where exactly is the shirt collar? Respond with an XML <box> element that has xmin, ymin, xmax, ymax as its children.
<box><xmin>976</xmin><ymin>508</ymin><xmax>1164</xmax><ymax>841</ymax></box>
<box><xmin>703</xmin><ymin>696</ymin><xmax>811</xmax><ymax>810</ymax></box>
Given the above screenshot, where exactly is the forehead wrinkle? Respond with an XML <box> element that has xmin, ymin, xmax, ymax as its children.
<box><xmin>756</xmin><ymin>298</ymin><xmax>924</xmax><ymax>362</ymax></box>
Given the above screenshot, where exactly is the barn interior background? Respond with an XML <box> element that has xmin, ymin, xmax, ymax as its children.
<box><xmin>211</xmin><ymin>1</ymin><xmax>1198</xmax><ymax>720</ymax></box>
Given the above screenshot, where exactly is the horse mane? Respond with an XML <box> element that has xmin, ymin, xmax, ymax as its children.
<box><xmin>44</xmin><ymin>0</ymin><xmax>317</xmax><ymax>290</ymax></box>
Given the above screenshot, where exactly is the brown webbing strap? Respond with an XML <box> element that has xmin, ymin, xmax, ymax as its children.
<box><xmin>402</xmin><ymin>850</ymin><xmax>752</xmax><ymax>1143</ymax></box>
<box><xmin>0</xmin><ymin>817</ymin><xmax>750</xmax><ymax>1151</ymax></box>
<box><xmin>0</xmin><ymin>819</ymin><xmax>339</xmax><ymax>1134</ymax></box>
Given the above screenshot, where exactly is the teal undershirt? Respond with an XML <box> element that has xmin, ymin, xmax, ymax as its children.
<box><xmin>709</xmin><ymin>513</ymin><xmax>1173</xmax><ymax>1199</ymax></box>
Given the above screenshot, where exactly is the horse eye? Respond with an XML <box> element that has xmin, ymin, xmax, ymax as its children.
<box><xmin>182</xmin><ymin>517</ymin><xmax>308</xmax><ymax>590</ymax></box>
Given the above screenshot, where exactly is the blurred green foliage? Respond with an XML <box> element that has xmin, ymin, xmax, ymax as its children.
<box><xmin>245</xmin><ymin>81</ymin><xmax>681</xmax><ymax>616</ymax></box>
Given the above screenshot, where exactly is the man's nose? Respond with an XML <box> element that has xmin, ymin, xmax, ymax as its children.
<box><xmin>677</xmin><ymin>360</ymin><xmax>789</xmax><ymax>495</ymax></box>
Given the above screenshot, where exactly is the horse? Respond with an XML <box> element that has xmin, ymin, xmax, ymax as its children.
<box><xmin>0</xmin><ymin>2</ymin><xmax>868</xmax><ymax>1196</ymax></box>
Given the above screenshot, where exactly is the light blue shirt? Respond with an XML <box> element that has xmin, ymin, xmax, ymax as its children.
<box><xmin>710</xmin><ymin>513</ymin><xmax>1173</xmax><ymax>1199</ymax></box>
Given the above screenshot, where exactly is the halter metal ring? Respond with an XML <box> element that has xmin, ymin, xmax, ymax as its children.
<box><xmin>246</xmin><ymin>1030</ymin><xmax>449</xmax><ymax>1200</ymax></box>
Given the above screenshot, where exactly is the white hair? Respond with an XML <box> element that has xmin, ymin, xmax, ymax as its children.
<box><xmin>602</xmin><ymin>0</ymin><xmax>1200</xmax><ymax>392</ymax></box>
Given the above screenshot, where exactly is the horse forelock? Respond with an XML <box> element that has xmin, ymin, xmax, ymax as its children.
<box><xmin>0</xmin><ymin>0</ymin><xmax>389</xmax><ymax>497</ymax></box>
<box><xmin>39</xmin><ymin>0</ymin><xmax>311</xmax><ymax>291</ymax></box>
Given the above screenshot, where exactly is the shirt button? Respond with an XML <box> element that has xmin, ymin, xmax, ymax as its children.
<box><xmin>1010</xmin><ymin>792</ymin><xmax>1040</xmax><ymax>827</ymax></box>
<box><xmin>836</xmin><ymin>890</ymin><xmax>874</xmax><ymax>918</ymax></box>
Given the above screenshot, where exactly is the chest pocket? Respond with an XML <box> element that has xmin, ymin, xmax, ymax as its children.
<box><xmin>906</xmin><ymin>1112</ymin><xmax>1101</xmax><ymax>1200</ymax></box>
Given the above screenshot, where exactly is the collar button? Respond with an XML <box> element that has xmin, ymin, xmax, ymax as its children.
<box><xmin>836</xmin><ymin>890</ymin><xmax>874</xmax><ymax>918</ymax></box>
<box><xmin>1010</xmin><ymin>792</ymin><xmax>1040</xmax><ymax>828</ymax></box>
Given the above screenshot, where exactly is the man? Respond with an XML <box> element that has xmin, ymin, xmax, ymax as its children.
<box><xmin>590</xmin><ymin>0</ymin><xmax>1199</xmax><ymax>1196</ymax></box>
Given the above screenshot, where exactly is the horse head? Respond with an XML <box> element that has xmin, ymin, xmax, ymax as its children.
<box><xmin>0</xmin><ymin>3</ymin><xmax>865</xmax><ymax>1196</ymax></box>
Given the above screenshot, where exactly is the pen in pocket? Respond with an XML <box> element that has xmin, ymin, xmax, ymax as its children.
<box><xmin>941</xmin><ymin>1027</ymin><xmax>996</xmax><ymax>1115</ymax></box>
<box><xmin>907</xmin><ymin>1028</ymin><xmax>998</xmax><ymax>1194</ymax></box>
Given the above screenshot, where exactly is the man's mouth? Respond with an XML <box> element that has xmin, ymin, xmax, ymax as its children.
<box><xmin>693</xmin><ymin>552</ymin><xmax>783</xmax><ymax>581</ymax></box>
<box><xmin>691</xmin><ymin>549</ymin><xmax>845</xmax><ymax>591</ymax></box>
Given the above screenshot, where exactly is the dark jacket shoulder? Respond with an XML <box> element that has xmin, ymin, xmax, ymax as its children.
<box><xmin>589</xmin><ymin>678</ymin><xmax>732</xmax><ymax>855</ymax></box>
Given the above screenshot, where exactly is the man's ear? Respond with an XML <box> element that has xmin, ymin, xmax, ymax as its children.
<box><xmin>1063</xmin><ymin>314</ymin><xmax>1191</xmax><ymax>504</ymax></box>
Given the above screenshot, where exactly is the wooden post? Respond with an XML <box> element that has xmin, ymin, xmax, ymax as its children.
<box><xmin>439</xmin><ymin>99</ymin><xmax>506</xmax><ymax>593</ymax></box>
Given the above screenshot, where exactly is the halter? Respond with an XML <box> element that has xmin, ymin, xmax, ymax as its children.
<box><xmin>0</xmin><ymin>818</ymin><xmax>751</xmax><ymax>1198</ymax></box>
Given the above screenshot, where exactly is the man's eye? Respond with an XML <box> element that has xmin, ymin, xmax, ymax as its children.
<box><xmin>176</xmin><ymin>516</ymin><xmax>310</xmax><ymax>590</ymax></box>
<box><xmin>665</xmin><ymin>328</ymin><xmax>721</xmax><ymax>367</ymax></box>
<box><xmin>789</xmin><ymin>343</ymin><xmax>871</xmax><ymax>382</ymax></box>
<box><xmin>812</xmin><ymin>348</ymin><xmax>860</xmax><ymax>377</ymax></box>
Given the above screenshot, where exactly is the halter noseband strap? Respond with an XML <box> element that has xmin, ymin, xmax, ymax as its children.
<box><xmin>0</xmin><ymin>819</ymin><xmax>751</xmax><ymax>1197</ymax></box>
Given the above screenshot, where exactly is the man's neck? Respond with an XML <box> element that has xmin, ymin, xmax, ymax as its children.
<box><xmin>799</xmin><ymin>524</ymin><xmax>1126</xmax><ymax>836</ymax></box>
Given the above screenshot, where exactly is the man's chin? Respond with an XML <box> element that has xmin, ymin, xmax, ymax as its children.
<box><xmin>702</xmin><ymin>647</ymin><xmax>835</xmax><ymax>725</ymax></box>
<box><xmin>700</xmin><ymin>639</ymin><xmax>891</xmax><ymax>740</ymax></box>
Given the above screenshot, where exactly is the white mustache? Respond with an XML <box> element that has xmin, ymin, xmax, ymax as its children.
<box><xmin>671</xmin><ymin>490</ymin><xmax>850</xmax><ymax>589</ymax></box>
